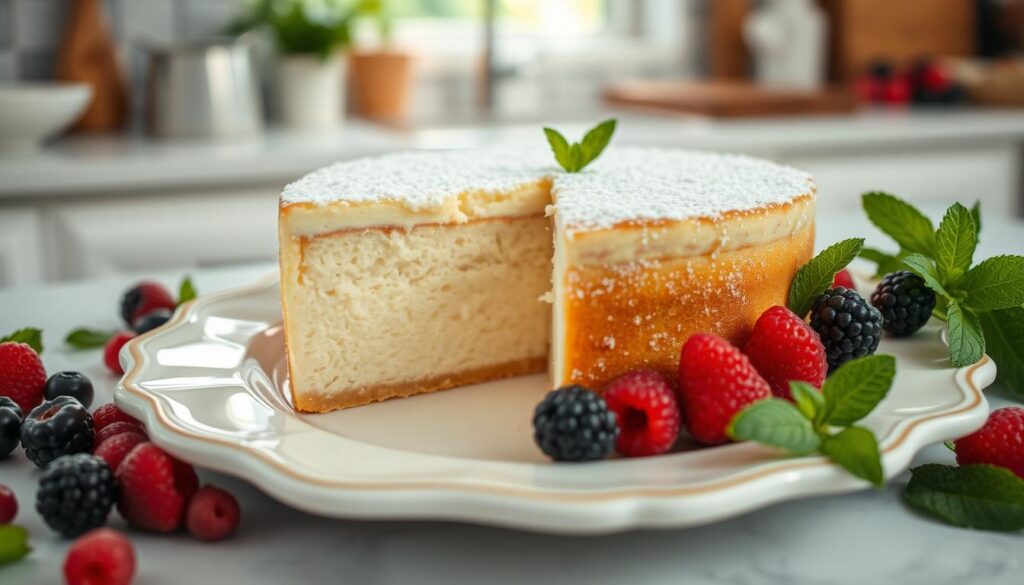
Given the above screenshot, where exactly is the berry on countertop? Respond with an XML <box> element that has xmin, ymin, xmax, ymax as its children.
<box><xmin>94</xmin><ymin>421</ymin><xmax>147</xmax><ymax>449</ymax></box>
<box><xmin>43</xmin><ymin>371</ymin><xmax>95</xmax><ymax>409</ymax></box>
<box><xmin>20</xmin><ymin>396</ymin><xmax>95</xmax><ymax>467</ymax></box>
<box><xmin>954</xmin><ymin>407</ymin><xmax>1024</xmax><ymax>479</ymax></box>
<box><xmin>132</xmin><ymin>308</ymin><xmax>173</xmax><ymax>335</ymax></box>
<box><xmin>36</xmin><ymin>453</ymin><xmax>117</xmax><ymax>537</ymax></box>
<box><xmin>117</xmin><ymin>443</ymin><xmax>199</xmax><ymax>532</ymax></box>
<box><xmin>120</xmin><ymin>281</ymin><xmax>176</xmax><ymax>327</ymax></box>
<box><xmin>92</xmin><ymin>403</ymin><xmax>141</xmax><ymax>433</ymax></box>
<box><xmin>0</xmin><ymin>341</ymin><xmax>46</xmax><ymax>413</ymax></box>
<box><xmin>603</xmin><ymin>370</ymin><xmax>680</xmax><ymax>457</ymax></box>
<box><xmin>0</xmin><ymin>484</ymin><xmax>16</xmax><ymax>523</ymax></box>
<box><xmin>186</xmin><ymin>485</ymin><xmax>240</xmax><ymax>542</ymax></box>
<box><xmin>678</xmin><ymin>333</ymin><xmax>772</xmax><ymax>445</ymax></box>
<box><xmin>103</xmin><ymin>332</ymin><xmax>136</xmax><ymax>376</ymax></box>
<box><xmin>0</xmin><ymin>396</ymin><xmax>23</xmax><ymax>459</ymax></box>
<box><xmin>744</xmin><ymin>306</ymin><xmax>827</xmax><ymax>400</ymax></box>
<box><xmin>94</xmin><ymin>432</ymin><xmax>148</xmax><ymax>472</ymax></box>
<box><xmin>64</xmin><ymin>528</ymin><xmax>136</xmax><ymax>585</ymax></box>
<box><xmin>532</xmin><ymin>385</ymin><xmax>618</xmax><ymax>462</ymax></box>
<box><xmin>832</xmin><ymin>269</ymin><xmax>855</xmax><ymax>290</ymax></box>
<box><xmin>809</xmin><ymin>287</ymin><xmax>883</xmax><ymax>372</ymax></box>
<box><xmin>869</xmin><ymin>271</ymin><xmax>937</xmax><ymax>337</ymax></box>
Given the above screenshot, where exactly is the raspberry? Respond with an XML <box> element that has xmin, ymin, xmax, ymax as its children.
<box><xmin>870</xmin><ymin>271</ymin><xmax>937</xmax><ymax>337</ymax></box>
<box><xmin>103</xmin><ymin>332</ymin><xmax>136</xmax><ymax>376</ymax></box>
<box><xmin>20</xmin><ymin>395</ymin><xmax>95</xmax><ymax>468</ymax></box>
<box><xmin>955</xmin><ymin>407</ymin><xmax>1024</xmax><ymax>478</ymax></box>
<box><xmin>832</xmin><ymin>269</ymin><xmax>855</xmax><ymax>290</ymax></box>
<box><xmin>117</xmin><ymin>443</ymin><xmax>199</xmax><ymax>532</ymax></box>
<box><xmin>0</xmin><ymin>341</ymin><xmax>47</xmax><ymax>413</ymax></box>
<box><xmin>92</xmin><ymin>403</ymin><xmax>141</xmax><ymax>433</ymax></box>
<box><xmin>64</xmin><ymin>528</ymin><xmax>136</xmax><ymax>585</ymax></box>
<box><xmin>120</xmin><ymin>281</ymin><xmax>176</xmax><ymax>327</ymax></box>
<box><xmin>43</xmin><ymin>371</ymin><xmax>95</xmax><ymax>409</ymax></box>
<box><xmin>186</xmin><ymin>485</ymin><xmax>240</xmax><ymax>541</ymax></box>
<box><xmin>0</xmin><ymin>484</ymin><xmax>16</xmax><ymax>523</ymax></box>
<box><xmin>0</xmin><ymin>396</ymin><xmax>23</xmax><ymax>459</ymax></box>
<box><xmin>94</xmin><ymin>421</ymin><xmax>147</xmax><ymax>448</ymax></box>
<box><xmin>744</xmin><ymin>306</ymin><xmax>827</xmax><ymax>400</ymax></box>
<box><xmin>532</xmin><ymin>385</ymin><xmax>618</xmax><ymax>462</ymax></box>
<box><xmin>36</xmin><ymin>454</ymin><xmax>117</xmax><ymax>537</ymax></box>
<box><xmin>603</xmin><ymin>370</ymin><xmax>680</xmax><ymax>457</ymax></box>
<box><xmin>94</xmin><ymin>433</ymin><xmax>148</xmax><ymax>472</ymax></box>
<box><xmin>809</xmin><ymin>287</ymin><xmax>883</xmax><ymax>371</ymax></box>
<box><xmin>678</xmin><ymin>333</ymin><xmax>772</xmax><ymax>445</ymax></box>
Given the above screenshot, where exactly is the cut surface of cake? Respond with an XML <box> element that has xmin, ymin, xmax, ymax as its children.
<box><xmin>279</xmin><ymin>147</ymin><xmax>815</xmax><ymax>412</ymax></box>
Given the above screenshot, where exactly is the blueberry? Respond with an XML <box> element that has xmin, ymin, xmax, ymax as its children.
<box><xmin>43</xmin><ymin>371</ymin><xmax>95</xmax><ymax>409</ymax></box>
<box><xmin>0</xmin><ymin>397</ymin><xmax>23</xmax><ymax>459</ymax></box>
<box><xmin>132</xmin><ymin>308</ymin><xmax>173</xmax><ymax>334</ymax></box>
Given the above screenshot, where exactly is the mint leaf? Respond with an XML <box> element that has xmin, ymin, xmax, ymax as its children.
<box><xmin>821</xmin><ymin>354</ymin><xmax>896</xmax><ymax>426</ymax></box>
<box><xmin>543</xmin><ymin>127</ymin><xmax>573</xmax><ymax>172</ymax></box>
<box><xmin>905</xmin><ymin>464</ymin><xmax>1024</xmax><ymax>531</ymax></box>
<box><xmin>947</xmin><ymin>301</ymin><xmax>986</xmax><ymax>367</ymax></box>
<box><xmin>821</xmin><ymin>426</ymin><xmax>884</xmax><ymax>486</ymax></box>
<box><xmin>979</xmin><ymin>307</ymin><xmax>1024</xmax><ymax>396</ymax></box>
<box><xmin>970</xmin><ymin>200</ymin><xmax>982</xmax><ymax>239</ymax></box>
<box><xmin>0</xmin><ymin>327</ymin><xmax>43</xmax><ymax>354</ymax></box>
<box><xmin>0</xmin><ymin>525</ymin><xmax>30</xmax><ymax>566</ymax></box>
<box><xmin>862</xmin><ymin>192</ymin><xmax>936</xmax><ymax>256</ymax></box>
<box><xmin>65</xmin><ymin>328</ymin><xmax>116</xmax><ymax>349</ymax></box>
<box><xmin>901</xmin><ymin>254</ymin><xmax>952</xmax><ymax>300</ymax></box>
<box><xmin>543</xmin><ymin>119</ymin><xmax>617</xmax><ymax>173</ymax></box>
<box><xmin>789</xmin><ymin>381</ymin><xmax>824</xmax><ymax>422</ymax></box>
<box><xmin>577</xmin><ymin>118</ymin><xmax>617</xmax><ymax>167</ymax></box>
<box><xmin>727</xmin><ymin>398</ymin><xmax>820</xmax><ymax>454</ymax></box>
<box><xmin>959</xmin><ymin>255</ymin><xmax>1024</xmax><ymax>312</ymax></box>
<box><xmin>935</xmin><ymin>203</ymin><xmax>977</xmax><ymax>284</ymax></box>
<box><xmin>787</xmin><ymin>238</ymin><xmax>865</xmax><ymax>317</ymax></box>
<box><xmin>178</xmin><ymin>275</ymin><xmax>197</xmax><ymax>305</ymax></box>
<box><xmin>859</xmin><ymin>247</ymin><xmax>907</xmax><ymax>279</ymax></box>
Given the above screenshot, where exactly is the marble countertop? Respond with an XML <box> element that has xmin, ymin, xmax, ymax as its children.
<box><xmin>1</xmin><ymin>213</ymin><xmax>1022</xmax><ymax>584</ymax></box>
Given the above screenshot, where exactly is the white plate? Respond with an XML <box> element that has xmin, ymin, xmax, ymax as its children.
<box><xmin>115</xmin><ymin>274</ymin><xmax>994</xmax><ymax>534</ymax></box>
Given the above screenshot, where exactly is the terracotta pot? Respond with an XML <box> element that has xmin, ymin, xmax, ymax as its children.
<box><xmin>56</xmin><ymin>0</ymin><xmax>129</xmax><ymax>132</ymax></box>
<box><xmin>349</xmin><ymin>50</ymin><xmax>413</xmax><ymax>121</ymax></box>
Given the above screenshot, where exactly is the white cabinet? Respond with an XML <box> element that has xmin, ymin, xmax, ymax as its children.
<box><xmin>0</xmin><ymin>207</ymin><xmax>44</xmax><ymax>286</ymax></box>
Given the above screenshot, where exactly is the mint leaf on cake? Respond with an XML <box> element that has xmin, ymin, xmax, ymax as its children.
<box><xmin>543</xmin><ymin>118</ymin><xmax>617</xmax><ymax>173</ymax></box>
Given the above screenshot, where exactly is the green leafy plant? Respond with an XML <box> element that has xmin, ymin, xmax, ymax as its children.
<box><xmin>233</xmin><ymin>0</ymin><xmax>379</xmax><ymax>59</ymax></box>
<box><xmin>728</xmin><ymin>354</ymin><xmax>896</xmax><ymax>486</ymax></box>
<box><xmin>0</xmin><ymin>327</ymin><xmax>42</xmax><ymax>354</ymax></box>
<box><xmin>787</xmin><ymin>238</ymin><xmax>864</xmax><ymax>317</ymax></box>
<box><xmin>544</xmin><ymin>119</ymin><xmax>617</xmax><ymax>173</ymax></box>
<box><xmin>0</xmin><ymin>525</ymin><xmax>30</xmax><ymax>566</ymax></box>
<box><xmin>904</xmin><ymin>464</ymin><xmax>1024</xmax><ymax>532</ymax></box>
<box><xmin>860</xmin><ymin>192</ymin><xmax>1024</xmax><ymax>394</ymax></box>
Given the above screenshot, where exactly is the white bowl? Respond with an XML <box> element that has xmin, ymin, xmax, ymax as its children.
<box><xmin>0</xmin><ymin>82</ymin><xmax>92</xmax><ymax>155</ymax></box>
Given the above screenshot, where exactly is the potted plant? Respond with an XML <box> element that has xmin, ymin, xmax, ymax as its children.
<box><xmin>349</xmin><ymin>3</ymin><xmax>414</xmax><ymax>122</ymax></box>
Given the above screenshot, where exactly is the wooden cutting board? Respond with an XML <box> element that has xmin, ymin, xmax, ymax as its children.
<box><xmin>604</xmin><ymin>81</ymin><xmax>857</xmax><ymax>118</ymax></box>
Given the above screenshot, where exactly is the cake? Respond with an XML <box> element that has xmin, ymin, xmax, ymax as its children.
<box><xmin>279</xmin><ymin>147</ymin><xmax>815</xmax><ymax>413</ymax></box>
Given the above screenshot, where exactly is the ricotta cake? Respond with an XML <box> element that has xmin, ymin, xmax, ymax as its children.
<box><xmin>279</xmin><ymin>147</ymin><xmax>815</xmax><ymax>412</ymax></box>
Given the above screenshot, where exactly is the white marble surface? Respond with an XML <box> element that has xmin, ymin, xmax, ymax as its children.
<box><xmin>1</xmin><ymin>214</ymin><xmax>1022</xmax><ymax>584</ymax></box>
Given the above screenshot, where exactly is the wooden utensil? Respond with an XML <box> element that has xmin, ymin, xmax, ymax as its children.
<box><xmin>604</xmin><ymin>80</ymin><xmax>856</xmax><ymax>118</ymax></box>
<box><xmin>56</xmin><ymin>0</ymin><xmax>129</xmax><ymax>132</ymax></box>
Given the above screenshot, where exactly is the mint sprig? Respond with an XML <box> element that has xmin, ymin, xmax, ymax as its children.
<box><xmin>905</xmin><ymin>464</ymin><xmax>1024</xmax><ymax>532</ymax></box>
<box><xmin>979</xmin><ymin>308</ymin><xmax>1024</xmax><ymax>399</ymax></box>
<box><xmin>0</xmin><ymin>525</ymin><xmax>30</xmax><ymax>566</ymax></box>
<box><xmin>0</xmin><ymin>327</ymin><xmax>43</xmax><ymax>354</ymax></box>
<box><xmin>65</xmin><ymin>328</ymin><xmax>116</xmax><ymax>350</ymax></box>
<box><xmin>863</xmin><ymin>191</ymin><xmax>936</xmax><ymax>256</ymax></box>
<box><xmin>728</xmin><ymin>354</ymin><xmax>895</xmax><ymax>486</ymax></box>
<box><xmin>543</xmin><ymin>119</ymin><xmax>617</xmax><ymax>173</ymax></box>
<box><xmin>787</xmin><ymin>238</ymin><xmax>864</xmax><ymax>317</ymax></box>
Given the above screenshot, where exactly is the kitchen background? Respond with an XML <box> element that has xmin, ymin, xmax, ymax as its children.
<box><xmin>0</xmin><ymin>0</ymin><xmax>1023</xmax><ymax>287</ymax></box>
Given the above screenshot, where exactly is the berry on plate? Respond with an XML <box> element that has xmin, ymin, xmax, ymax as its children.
<box><xmin>92</xmin><ymin>403</ymin><xmax>141</xmax><ymax>433</ymax></box>
<box><xmin>0</xmin><ymin>341</ymin><xmax>46</xmax><ymax>413</ymax></box>
<box><xmin>532</xmin><ymin>385</ymin><xmax>618</xmax><ymax>462</ymax></box>
<box><xmin>103</xmin><ymin>332</ymin><xmax>136</xmax><ymax>376</ymax></box>
<box><xmin>94</xmin><ymin>432</ymin><xmax>148</xmax><ymax>472</ymax></box>
<box><xmin>678</xmin><ymin>333</ymin><xmax>772</xmax><ymax>445</ymax></box>
<box><xmin>186</xmin><ymin>485</ymin><xmax>240</xmax><ymax>541</ymax></box>
<box><xmin>132</xmin><ymin>308</ymin><xmax>173</xmax><ymax>335</ymax></box>
<box><xmin>0</xmin><ymin>396</ymin><xmax>23</xmax><ymax>459</ymax></box>
<box><xmin>603</xmin><ymin>370</ymin><xmax>680</xmax><ymax>457</ymax></box>
<box><xmin>869</xmin><ymin>271</ymin><xmax>937</xmax><ymax>337</ymax></box>
<box><xmin>64</xmin><ymin>528</ymin><xmax>136</xmax><ymax>585</ymax></box>
<box><xmin>832</xmin><ymin>269</ymin><xmax>855</xmax><ymax>290</ymax></box>
<box><xmin>0</xmin><ymin>484</ymin><xmax>16</xmax><ymax>523</ymax></box>
<box><xmin>954</xmin><ymin>407</ymin><xmax>1024</xmax><ymax>479</ymax></box>
<box><xmin>744</xmin><ymin>305</ymin><xmax>826</xmax><ymax>400</ymax></box>
<box><xmin>20</xmin><ymin>395</ymin><xmax>95</xmax><ymax>467</ymax></box>
<box><xmin>117</xmin><ymin>443</ymin><xmax>199</xmax><ymax>532</ymax></box>
<box><xmin>809</xmin><ymin>287</ymin><xmax>883</xmax><ymax>371</ymax></box>
<box><xmin>37</xmin><ymin>453</ymin><xmax>117</xmax><ymax>537</ymax></box>
<box><xmin>94</xmin><ymin>421</ymin><xmax>147</xmax><ymax>448</ymax></box>
<box><xmin>43</xmin><ymin>371</ymin><xmax>95</xmax><ymax>409</ymax></box>
<box><xmin>120</xmin><ymin>281</ymin><xmax>176</xmax><ymax>327</ymax></box>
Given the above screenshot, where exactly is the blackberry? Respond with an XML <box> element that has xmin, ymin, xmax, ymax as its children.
<box><xmin>0</xmin><ymin>396</ymin><xmax>23</xmax><ymax>459</ymax></box>
<box><xmin>20</xmin><ymin>395</ymin><xmax>95</xmax><ymax>468</ymax></box>
<box><xmin>533</xmin><ymin>385</ymin><xmax>618</xmax><ymax>462</ymax></box>
<box><xmin>43</xmin><ymin>371</ymin><xmax>95</xmax><ymax>409</ymax></box>
<box><xmin>132</xmin><ymin>308</ymin><xmax>173</xmax><ymax>334</ymax></box>
<box><xmin>869</xmin><ymin>271</ymin><xmax>937</xmax><ymax>337</ymax></box>
<box><xmin>36</xmin><ymin>453</ymin><xmax>117</xmax><ymax>537</ymax></box>
<box><xmin>809</xmin><ymin>287</ymin><xmax>883</xmax><ymax>371</ymax></box>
